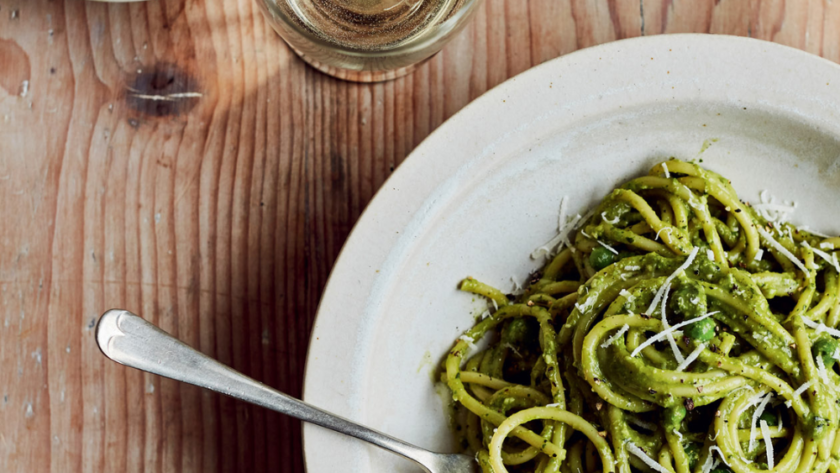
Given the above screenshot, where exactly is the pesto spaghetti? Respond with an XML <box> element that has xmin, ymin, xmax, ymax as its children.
<box><xmin>443</xmin><ymin>159</ymin><xmax>840</xmax><ymax>473</ymax></box>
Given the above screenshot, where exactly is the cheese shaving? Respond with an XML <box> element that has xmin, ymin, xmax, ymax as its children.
<box><xmin>580</xmin><ymin>230</ymin><xmax>619</xmax><ymax>255</ymax></box>
<box><xmin>803</xmin><ymin>241</ymin><xmax>840</xmax><ymax>274</ymax></box>
<box><xmin>785</xmin><ymin>379</ymin><xmax>814</xmax><ymax>407</ymax></box>
<box><xmin>654</xmin><ymin>227</ymin><xmax>673</xmax><ymax>241</ymax></box>
<box><xmin>673</xmin><ymin>430</ymin><xmax>684</xmax><ymax>441</ymax></box>
<box><xmin>646</xmin><ymin>247</ymin><xmax>700</xmax><ymax>315</ymax></box>
<box><xmin>709</xmin><ymin>447</ymin><xmax>731</xmax><ymax>467</ymax></box>
<box><xmin>630</xmin><ymin>311</ymin><xmax>718</xmax><ymax>358</ymax></box>
<box><xmin>458</xmin><ymin>335</ymin><xmax>478</xmax><ymax>352</ymax></box>
<box><xmin>602</xmin><ymin>212</ymin><xmax>620</xmax><ymax>225</ymax></box>
<box><xmin>820</xmin><ymin>242</ymin><xmax>835</xmax><ymax>250</ymax></box>
<box><xmin>510</xmin><ymin>276</ymin><xmax>523</xmax><ymax>294</ymax></box>
<box><xmin>755</xmin><ymin>190</ymin><xmax>796</xmax><ymax>223</ymax></box>
<box><xmin>531</xmin><ymin>197</ymin><xmax>581</xmax><ymax>259</ymax></box>
<box><xmin>661</xmin><ymin>284</ymin><xmax>685</xmax><ymax>363</ymax></box>
<box><xmin>753</xmin><ymin>249</ymin><xmax>764</xmax><ymax>263</ymax></box>
<box><xmin>760</xmin><ymin>420</ymin><xmax>774</xmax><ymax>469</ymax></box>
<box><xmin>699</xmin><ymin>450</ymin><xmax>717</xmax><ymax>473</ymax></box>
<box><xmin>491</xmin><ymin>299</ymin><xmax>498</xmax><ymax>311</ymax></box>
<box><xmin>662</xmin><ymin>163</ymin><xmax>671</xmax><ymax>178</ymax></box>
<box><xmin>706</xmin><ymin>249</ymin><xmax>715</xmax><ymax>262</ymax></box>
<box><xmin>557</xmin><ymin>196</ymin><xmax>568</xmax><ymax>231</ymax></box>
<box><xmin>757</xmin><ymin>227</ymin><xmax>809</xmax><ymax>274</ymax></box>
<box><xmin>546</xmin><ymin>403</ymin><xmax>561</xmax><ymax>408</ymax></box>
<box><xmin>675</xmin><ymin>344</ymin><xmax>705</xmax><ymax>372</ymax></box>
<box><xmin>802</xmin><ymin>317</ymin><xmax>840</xmax><ymax>338</ymax></box>
<box><xmin>800</xmin><ymin>226</ymin><xmax>833</xmax><ymax>238</ymax></box>
<box><xmin>601</xmin><ymin>324</ymin><xmax>630</xmax><ymax>348</ymax></box>
<box><xmin>619</xmin><ymin>289</ymin><xmax>633</xmax><ymax>298</ymax></box>
<box><xmin>748</xmin><ymin>393</ymin><xmax>773</xmax><ymax>451</ymax></box>
<box><xmin>817</xmin><ymin>354</ymin><xmax>828</xmax><ymax>378</ymax></box>
<box><xmin>597</xmin><ymin>240</ymin><xmax>619</xmax><ymax>255</ymax></box>
<box><xmin>626</xmin><ymin>442</ymin><xmax>671</xmax><ymax>473</ymax></box>
<box><xmin>624</xmin><ymin>266</ymin><xmax>641</xmax><ymax>271</ymax></box>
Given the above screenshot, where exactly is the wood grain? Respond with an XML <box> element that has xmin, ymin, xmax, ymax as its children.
<box><xmin>0</xmin><ymin>0</ymin><xmax>837</xmax><ymax>471</ymax></box>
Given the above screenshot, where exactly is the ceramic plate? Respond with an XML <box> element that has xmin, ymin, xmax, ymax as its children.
<box><xmin>302</xmin><ymin>34</ymin><xmax>840</xmax><ymax>472</ymax></box>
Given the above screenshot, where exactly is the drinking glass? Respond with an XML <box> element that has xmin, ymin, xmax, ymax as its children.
<box><xmin>255</xmin><ymin>0</ymin><xmax>484</xmax><ymax>82</ymax></box>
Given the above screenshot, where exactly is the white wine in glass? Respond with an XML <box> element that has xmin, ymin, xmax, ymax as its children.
<box><xmin>256</xmin><ymin>0</ymin><xmax>482</xmax><ymax>82</ymax></box>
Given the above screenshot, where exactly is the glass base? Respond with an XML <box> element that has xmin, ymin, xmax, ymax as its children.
<box><xmin>289</xmin><ymin>46</ymin><xmax>426</xmax><ymax>83</ymax></box>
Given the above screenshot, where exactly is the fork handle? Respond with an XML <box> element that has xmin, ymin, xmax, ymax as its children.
<box><xmin>95</xmin><ymin>309</ymin><xmax>438</xmax><ymax>472</ymax></box>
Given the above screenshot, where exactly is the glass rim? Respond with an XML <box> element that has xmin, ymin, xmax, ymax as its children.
<box><xmin>259</xmin><ymin>0</ymin><xmax>484</xmax><ymax>59</ymax></box>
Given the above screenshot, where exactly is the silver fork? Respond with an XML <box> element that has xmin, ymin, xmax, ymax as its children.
<box><xmin>95</xmin><ymin>309</ymin><xmax>476</xmax><ymax>473</ymax></box>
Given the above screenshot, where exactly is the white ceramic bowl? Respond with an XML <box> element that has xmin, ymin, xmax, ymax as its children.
<box><xmin>302</xmin><ymin>34</ymin><xmax>840</xmax><ymax>472</ymax></box>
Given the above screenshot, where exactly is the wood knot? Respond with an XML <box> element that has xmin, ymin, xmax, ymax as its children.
<box><xmin>126</xmin><ymin>63</ymin><xmax>201</xmax><ymax>118</ymax></box>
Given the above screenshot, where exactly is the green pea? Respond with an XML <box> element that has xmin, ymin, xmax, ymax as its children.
<box><xmin>812</xmin><ymin>338</ymin><xmax>839</xmax><ymax>369</ymax></box>
<box><xmin>590</xmin><ymin>247</ymin><xmax>618</xmax><ymax>271</ymax></box>
<box><xmin>759</xmin><ymin>412</ymin><xmax>778</xmax><ymax>427</ymax></box>
<box><xmin>501</xmin><ymin>317</ymin><xmax>538</xmax><ymax>350</ymax></box>
<box><xmin>685</xmin><ymin>318</ymin><xmax>716</xmax><ymax>342</ymax></box>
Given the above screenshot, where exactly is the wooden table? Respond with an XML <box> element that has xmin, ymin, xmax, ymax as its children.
<box><xmin>1</xmin><ymin>0</ymin><xmax>837</xmax><ymax>471</ymax></box>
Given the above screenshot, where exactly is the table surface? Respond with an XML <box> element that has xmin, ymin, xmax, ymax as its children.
<box><xmin>2</xmin><ymin>0</ymin><xmax>839</xmax><ymax>471</ymax></box>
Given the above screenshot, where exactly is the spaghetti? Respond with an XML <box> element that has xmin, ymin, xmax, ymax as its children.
<box><xmin>443</xmin><ymin>159</ymin><xmax>840</xmax><ymax>473</ymax></box>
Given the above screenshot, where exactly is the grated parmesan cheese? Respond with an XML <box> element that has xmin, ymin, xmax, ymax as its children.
<box><xmin>601</xmin><ymin>324</ymin><xmax>630</xmax><ymax>348</ymax></box>
<box><xmin>757</xmin><ymin>227</ymin><xmax>809</xmax><ymax>274</ymax></box>
<box><xmin>546</xmin><ymin>403</ymin><xmax>561</xmax><ymax>408</ymax></box>
<box><xmin>785</xmin><ymin>379</ymin><xmax>814</xmax><ymax>408</ymax></box>
<box><xmin>699</xmin><ymin>451</ymin><xmax>716</xmax><ymax>473</ymax></box>
<box><xmin>709</xmin><ymin>447</ymin><xmax>731</xmax><ymax>467</ymax></box>
<box><xmin>598</xmin><ymin>240</ymin><xmax>619</xmax><ymax>255</ymax></box>
<box><xmin>626</xmin><ymin>442</ymin><xmax>671</xmax><ymax>473</ymax></box>
<box><xmin>531</xmin><ymin>197</ymin><xmax>583</xmax><ymax>259</ymax></box>
<box><xmin>675</xmin><ymin>344</ymin><xmax>705</xmax><ymax>372</ymax></box>
<box><xmin>581</xmin><ymin>230</ymin><xmax>619</xmax><ymax>255</ymax></box>
<box><xmin>646</xmin><ymin>247</ymin><xmax>700</xmax><ymax>316</ymax></box>
<box><xmin>802</xmin><ymin>317</ymin><xmax>840</xmax><ymax>338</ymax></box>
<box><xmin>803</xmin><ymin>241</ymin><xmax>840</xmax><ymax>274</ymax></box>
<box><xmin>602</xmin><ymin>212</ymin><xmax>620</xmax><ymax>225</ymax></box>
<box><xmin>820</xmin><ymin>242</ymin><xmax>835</xmax><ymax>250</ymax></box>
<box><xmin>510</xmin><ymin>276</ymin><xmax>524</xmax><ymax>294</ymax></box>
<box><xmin>760</xmin><ymin>420</ymin><xmax>774</xmax><ymax>469</ymax></box>
<box><xmin>620</xmin><ymin>289</ymin><xmax>633</xmax><ymax>298</ymax></box>
<box><xmin>706</xmin><ymin>249</ymin><xmax>715</xmax><ymax>262</ymax></box>
<box><xmin>458</xmin><ymin>335</ymin><xmax>478</xmax><ymax>352</ymax></box>
<box><xmin>662</xmin><ymin>163</ymin><xmax>671</xmax><ymax>178</ymax></box>
<box><xmin>748</xmin><ymin>392</ymin><xmax>773</xmax><ymax>451</ymax></box>
<box><xmin>630</xmin><ymin>311</ymin><xmax>718</xmax><ymax>358</ymax></box>
<box><xmin>661</xmin><ymin>284</ymin><xmax>685</xmax><ymax>363</ymax></box>
<box><xmin>654</xmin><ymin>227</ymin><xmax>673</xmax><ymax>241</ymax></box>
<box><xmin>673</xmin><ymin>429</ymin><xmax>684</xmax><ymax>441</ymax></box>
<box><xmin>753</xmin><ymin>249</ymin><xmax>764</xmax><ymax>263</ymax></box>
<box><xmin>754</xmin><ymin>190</ymin><xmax>796</xmax><ymax>223</ymax></box>
<box><xmin>817</xmin><ymin>355</ymin><xmax>829</xmax><ymax>383</ymax></box>
<box><xmin>800</xmin><ymin>226</ymin><xmax>833</xmax><ymax>238</ymax></box>
<box><xmin>624</xmin><ymin>266</ymin><xmax>641</xmax><ymax>271</ymax></box>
